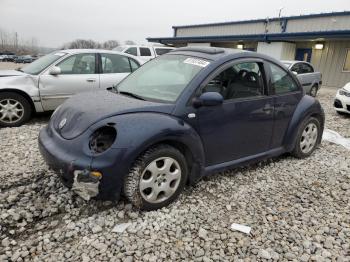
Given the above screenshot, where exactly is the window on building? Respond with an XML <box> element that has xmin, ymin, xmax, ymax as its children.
<box><xmin>269</xmin><ymin>63</ymin><xmax>298</xmax><ymax>94</ymax></box>
<box><xmin>140</xmin><ymin>47</ymin><xmax>152</xmax><ymax>56</ymax></box>
<box><xmin>343</xmin><ymin>49</ymin><xmax>350</xmax><ymax>72</ymax></box>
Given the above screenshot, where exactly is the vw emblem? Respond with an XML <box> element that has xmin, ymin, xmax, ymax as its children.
<box><xmin>59</xmin><ymin>118</ymin><xmax>67</xmax><ymax>129</ymax></box>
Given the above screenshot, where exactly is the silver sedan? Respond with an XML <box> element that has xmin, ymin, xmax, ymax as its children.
<box><xmin>0</xmin><ymin>49</ymin><xmax>141</xmax><ymax>127</ymax></box>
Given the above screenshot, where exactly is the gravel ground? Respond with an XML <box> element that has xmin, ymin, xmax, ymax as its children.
<box><xmin>0</xmin><ymin>62</ymin><xmax>22</xmax><ymax>70</ymax></box>
<box><xmin>0</xmin><ymin>88</ymin><xmax>349</xmax><ymax>261</ymax></box>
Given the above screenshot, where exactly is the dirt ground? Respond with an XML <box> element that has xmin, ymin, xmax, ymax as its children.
<box><xmin>0</xmin><ymin>62</ymin><xmax>23</xmax><ymax>70</ymax></box>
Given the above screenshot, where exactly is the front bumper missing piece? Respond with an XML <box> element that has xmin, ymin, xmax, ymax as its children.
<box><xmin>71</xmin><ymin>170</ymin><xmax>102</xmax><ymax>201</ymax></box>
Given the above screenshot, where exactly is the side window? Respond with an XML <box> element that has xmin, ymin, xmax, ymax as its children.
<box><xmin>269</xmin><ymin>63</ymin><xmax>298</xmax><ymax>94</ymax></box>
<box><xmin>202</xmin><ymin>61</ymin><xmax>265</xmax><ymax>100</ymax></box>
<box><xmin>129</xmin><ymin>58</ymin><xmax>140</xmax><ymax>72</ymax></box>
<box><xmin>301</xmin><ymin>63</ymin><xmax>314</xmax><ymax>73</ymax></box>
<box><xmin>155</xmin><ymin>48</ymin><xmax>172</xmax><ymax>55</ymax></box>
<box><xmin>140</xmin><ymin>47</ymin><xmax>151</xmax><ymax>57</ymax></box>
<box><xmin>57</xmin><ymin>53</ymin><xmax>95</xmax><ymax>74</ymax></box>
<box><xmin>291</xmin><ymin>63</ymin><xmax>302</xmax><ymax>74</ymax></box>
<box><xmin>125</xmin><ymin>47</ymin><xmax>137</xmax><ymax>56</ymax></box>
<box><xmin>101</xmin><ymin>53</ymin><xmax>132</xmax><ymax>73</ymax></box>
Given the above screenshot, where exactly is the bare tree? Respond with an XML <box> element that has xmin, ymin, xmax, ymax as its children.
<box><xmin>102</xmin><ymin>40</ymin><xmax>120</xmax><ymax>50</ymax></box>
<box><xmin>62</xmin><ymin>39</ymin><xmax>101</xmax><ymax>49</ymax></box>
<box><xmin>125</xmin><ymin>40</ymin><xmax>136</xmax><ymax>45</ymax></box>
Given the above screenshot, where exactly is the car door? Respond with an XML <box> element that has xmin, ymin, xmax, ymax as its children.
<box><xmin>195</xmin><ymin>59</ymin><xmax>274</xmax><ymax>166</ymax></box>
<box><xmin>291</xmin><ymin>62</ymin><xmax>314</xmax><ymax>93</ymax></box>
<box><xmin>98</xmin><ymin>53</ymin><xmax>140</xmax><ymax>90</ymax></box>
<box><xmin>266</xmin><ymin>62</ymin><xmax>303</xmax><ymax>149</ymax></box>
<box><xmin>39</xmin><ymin>53</ymin><xmax>99</xmax><ymax>111</ymax></box>
<box><xmin>139</xmin><ymin>47</ymin><xmax>154</xmax><ymax>63</ymax></box>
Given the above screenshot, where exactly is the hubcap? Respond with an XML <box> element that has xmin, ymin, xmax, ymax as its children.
<box><xmin>139</xmin><ymin>157</ymin><xmax>181</xmax><ymax>204</ymax></box>
<box><xmin>300</xmin><ymin>123</ymin><xmax>318</xmax><ymax>154</ymax></box>
<box><xmin>0</xmin><ymin>99</ymin><xmax>24</xmax><ymax>124</ymax></box>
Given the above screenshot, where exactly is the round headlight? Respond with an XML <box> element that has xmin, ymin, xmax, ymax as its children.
<box><xmin>89</xmin><ymin>126</ymin><xmax>117</xmax><ymax>154</ymax></box>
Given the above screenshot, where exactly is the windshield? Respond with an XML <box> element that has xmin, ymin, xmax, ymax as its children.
<box><xmin>21</xmin><ymin>52</ymin><xmax>67</xmax><ymax>75</ymax></box>
<box><xmin>117</xmin><ymin>55</ymin><xmax>209</xmax><ymax>102</ymax></box>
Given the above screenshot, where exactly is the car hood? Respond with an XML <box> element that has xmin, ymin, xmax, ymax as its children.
<box><xmin>0</xmin><ymin>70</ymin><xmax>28</xmax><ymax>77</ymax></box>
<box><xmin>343</xmin><ymin>82</ymin><xmax>350</xmax><ymax>92</ymax></box>
<box><xmin>52</xmin><ymin>90</ymin><xmax>175</xmax><ymax>139</ymax></box>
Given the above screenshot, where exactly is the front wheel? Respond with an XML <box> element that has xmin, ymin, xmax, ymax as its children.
<box><xmin>123</xmin><ymin>145</ymin><xmax>188</xmax><ymax>211</ymax></box>
<box><xmin>0</xmin><ymin>92</ymin><xmax>32</xmax><ymax>127</ymax></box>
<box><xmin>291</xmin><ymin>117</ymin><xmax>321</xmax><ymax>158</ymax></box>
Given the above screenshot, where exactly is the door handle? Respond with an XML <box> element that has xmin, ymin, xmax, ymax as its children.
<box><xmin>86</xmin><ymin>78</ymin><xmax>96</xmax><ymax>82</ymax></box>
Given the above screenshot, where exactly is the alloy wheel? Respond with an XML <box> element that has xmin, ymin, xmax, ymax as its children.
<box><xmin>139</xmin><ymin>157</ymin><xmax>181</xmax><ymax>204</ymax></box>
<box><xmin>300</xmin><ymin>123</ymin><xmax>318</xmax><ymax>154</ymax></box>
<box><xmin>0</xmin><ymin>99</ymin><xmax>25</xmax><ymax>124</ymax></box>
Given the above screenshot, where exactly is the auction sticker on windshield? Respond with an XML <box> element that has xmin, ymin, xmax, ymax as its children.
<box><xmin>184</xmin><ymin>58</ymin><xmax>210</xmax><ymax>68</ymax></box>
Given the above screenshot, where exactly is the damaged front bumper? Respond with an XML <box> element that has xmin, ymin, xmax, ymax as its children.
<box><xmin>38</xmin><ymin>125</ymin><xmax>128</xmax><ymax>201</ymax></box>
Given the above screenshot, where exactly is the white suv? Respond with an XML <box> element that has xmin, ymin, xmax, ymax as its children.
<box><xmin>114</xmin><ymin>45</ymin><xmax>175</xmax><ymax>64</ymax></box>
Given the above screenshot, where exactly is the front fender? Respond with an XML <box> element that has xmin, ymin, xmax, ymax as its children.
<box><xmin>284</xmin><ymin>95</ymin><xmax>325</xmax><ymax>152</ymax></box>
<box><xmin>89</xmin><ymin>112</ymin><xmax>205</xmax><ymax>184</ymax></box>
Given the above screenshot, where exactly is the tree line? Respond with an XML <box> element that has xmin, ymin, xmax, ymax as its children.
<box><xmin>0</xmin><ymin>26</ymin><xmax>137</xmax><ymax>55</ymax></box>
<box><xmin>61</xmin><ymin>39</ymin><xmax>136</xmax><ymax>50</ymax></box>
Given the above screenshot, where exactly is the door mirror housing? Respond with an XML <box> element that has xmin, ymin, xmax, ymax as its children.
<box><xmin>49</xmin><ymin>66</ymin><xmax>61</xmax><ymax>75</ymax></box>
<box><xmin>292</xmin><ymin>71</ymin><xmax>298</xmax><ymax>75</ymax></box>
<box><xmin>193</xmin><ymin>92</ymin><xmax>224</xmax><ymax>108</ymax></box>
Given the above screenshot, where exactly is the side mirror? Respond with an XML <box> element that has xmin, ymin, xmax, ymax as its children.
<box><xmin>192</xmin><ymin>92</ymin><xmax>224</xmax><ymax>108</ymax></box>
<box><xmin>292</xmin><ymin>71</ymin><xmax>298</xmax><ymax>75</ymax></box>
<box><xmin>49</xmin><ymin>66</ymin><xmax>61</xmax><ymax>75</ymax></box>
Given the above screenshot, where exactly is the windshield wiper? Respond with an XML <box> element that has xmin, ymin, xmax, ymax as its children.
<box><xmin>119</xmin><ymin>91</ymin><xmax>145</xmax><ymax>101</ymax></box>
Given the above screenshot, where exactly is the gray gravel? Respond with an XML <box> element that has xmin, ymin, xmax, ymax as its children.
<box><xmin>0</xmin><ymin>88</ymin><xmax>349</xmax><ymax>261</ymax></box>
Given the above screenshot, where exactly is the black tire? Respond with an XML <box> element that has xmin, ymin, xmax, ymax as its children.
<box><xmin>123</xmin><ymin>144</ymin><xmax>188</xmax><ymax>211</ymax></box>
<box><xmin>0</xmin><ymin>92</ymin><xmax>32</xmax><ymax>127</ymax></box>
<box><xmin>291</xmin><ymin>117</ymin><xmax>321</xmax><ymax>158</ymax></box>
<box><xmin>309</xmin><ymin>85</ymin><xmax>318</xmax><ymax>97</ymax></box>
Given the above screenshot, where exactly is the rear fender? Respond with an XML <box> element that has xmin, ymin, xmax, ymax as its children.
<box><xmin>284</xmin><ymin>95</ymin><xmax>324</xmax><ymax>152</ymax></box>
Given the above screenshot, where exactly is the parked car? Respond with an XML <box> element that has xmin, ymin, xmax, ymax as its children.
<box><xmin>113</xmin><ymin>45</ymin><xmax>175</xmax><ymax>63</ymax></box>
<box><xmin>0</xmin><ymin>49</ymin><xmax>141</xmax><ymax>127</ymax></box>
<box><xmin>334</xmin><ymin>82</ymin><xmax>350</xmax><ymax>115</ymax></box>
<box><xmin>282</xmin><ymin>60</ymin><xmax>322</xmax><ymax>97</ymax></box>
<box><xmin>15</xmin><ymin>55</ymin><xmax>34</xmax><ymax>63</ymax></box>
<box><xmin>38</xmin><ymin>47</ymin><xmax>325</xmax><ymax>210</ymax></box>
<box><xmin>0</xmin><ymin>55</ymin><xmax>6</xmax><ymax>61</ymax></box>
<box><xmin>3</xmin><ymin>54</ymin><xmax>16</xmax><ymax>62</ymax></box>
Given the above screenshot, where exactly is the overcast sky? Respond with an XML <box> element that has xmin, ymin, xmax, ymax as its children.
<box><xmin>0</xmin><ymin>0</ymin><xmax>349</xmax><ymax>47</ymax></box>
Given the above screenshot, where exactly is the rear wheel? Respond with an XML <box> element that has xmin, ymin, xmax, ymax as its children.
<box><xmin>123</xmin><ymin>145</ymin><xmax>188</xmax><ymax>211</ymax></box>
<box><xmin>309</xmin><ymin>85</ymin><xmax>318</xmax><ymax>97</ymax></box>
<box><xmin>291</xmin><ymin>117</ymin><xmax>321</xmax><ymax>158</ymax></box>
<box><xmin>0</xmin><ymin>92</ymin><xmax>32</xmax><ymax>127</ymax></box>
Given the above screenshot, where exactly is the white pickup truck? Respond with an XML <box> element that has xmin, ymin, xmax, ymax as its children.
<box><xmin>114</xmin><ymin>45</ymin><xmax>175</xmax><ymax>64</ymax></box>
<box><xmin>282</xmin><ymin>60</ymin><xmax>322</xmax><ymax>97</ymax></box>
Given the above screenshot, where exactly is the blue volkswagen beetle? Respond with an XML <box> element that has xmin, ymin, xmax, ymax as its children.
<box><xmin>39</xmin><ymin>47</ymin><xmax>324</xmax><ymax>210</ymax></box>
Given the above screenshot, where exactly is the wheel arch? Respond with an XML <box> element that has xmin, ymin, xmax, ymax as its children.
<box><xmin>283</xmin><ymin>95</ymin><xmax>325</xmax><ymax>152</ymax></box>
<box><xmin>0</xmin><ymin>88</ymin><xmax>36</xmax><ymax>113</ymax></box>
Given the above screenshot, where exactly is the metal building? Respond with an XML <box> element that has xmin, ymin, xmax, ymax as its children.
<box><xmin>148</xmin><ymin>11</ymin><xmax>350</xmax><ymax>88</ymax></box>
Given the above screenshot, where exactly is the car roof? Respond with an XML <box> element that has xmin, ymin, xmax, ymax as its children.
<box><xmin>52</xmin><ymin>49</ymin><xmax>142</xmax><ymax>63</ymax></box>
<box><xmin>281</xmin><ymin>60</ymin><xmax>312</xmax><ymax>65</ymax></box>
<box><xmin>169</xmin><ymin>47</ymin><xmax>249</xmax><ymax>61</ymax></box>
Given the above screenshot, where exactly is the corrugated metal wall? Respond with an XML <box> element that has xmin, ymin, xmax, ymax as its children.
<box><xmin>175</xmin><ymin>14</ymin><xmax>350</xmax><ymax>37</ymax></box>
<box><xmin>287</xmin><ymin>15</ymin><xmax>350</xmax><ymax>33</ymax></box>
<box><xmin>308</xmin><ymin>41</ymin><xmax>350</xmax><ymax>87</ymax></box>
<box><xmin>176</xmin><ymin>21</ymin><xmax>280</xmax><ymax>37</ymax></box>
